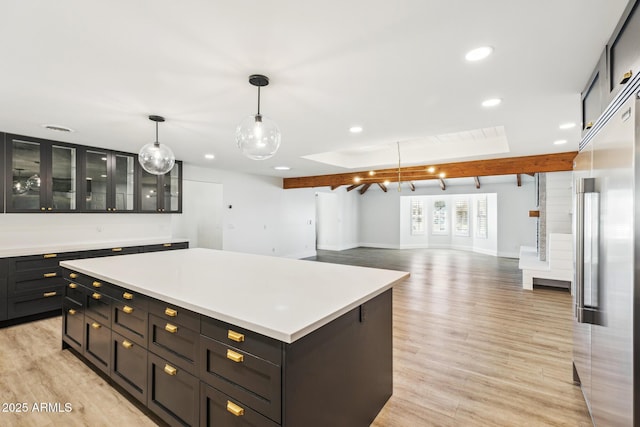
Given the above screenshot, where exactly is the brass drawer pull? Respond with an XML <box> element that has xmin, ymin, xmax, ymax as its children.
<box><xmin>43</xmin><ymin>272</ymin><xmax>57</xmax><ymax>278</ymax></box>
<box><xmin>227</xmin><ymin>330</ymin><xmax>245</xmax><ymax>343</ymax></box>
<box><xmin>69</xmin><ymin>283</ymin><xmax>78</xmax><ymax>289</ymax></box>
<box><xmin>92</xmin><ymin>281</ymin><xmax>102</xmax><ymax>288</ymax></box>
<box><xmin>43</xmin><ymin>253</ymin><xmax>57</xmax><ymax>259</ymax></box>
<box><xmin>164</xmin><ymin>307</ymin><xmax>177</xmax><ymax>317</ymax></box>
<box><xmin>123</xmin><ymin>305</ymin><xmax>134</xmax><ymax>314</ymax></box>
<box><xmin>163</xmin><ymin>364</ymin><xmax>177</xmax><ymax>376</ymax></box>
<box><xmin>226</xmin><ymin>400</ymin><xmax>244</xmax><ymax>417</ymax></box>
<box><xmin>68</xmin><ymin>308</ymin><xmax>77</xmax><ymax>315</ymax></box>
<box><xmin>43</xmin><ymin>291</ymin><xmax>57</xmax><ymax>297</ymax></box>
<box><xmin>226</xmin><ymin>349</ymin><xmax>244</xmax><ymax>363</ymax></box>
<box><xmin>112</xmin><ymin>247</ymin><xmax>123</xmax><ymax>252</ymax></box>
<box><xmin>620</xmin><ymin>70</ymin><xmax>633</xmax><ymax>85</ymax></box>
<box><xmin>92</xmin><ymin>293</ymin><xmax>102</xmax><ymax>300</ymax></box>
<box><xmin>585</xmin><ymin>121</ymin><xmax>594</xmax><ymax>130</ymax></box>
<box><xmin>69</xmin><ymin>273</ymin><xmax>78</xmax><ymax>279</ymax></box>
<box><xmin>123</xmin><ymin>292</ymin><xmax>133</xmax><ymax>300</ymax></box>
<box><xmin>163</xmin><ymin>243</ymin><xmax>172</xmax><ymax>247</ymax></box>
<box><xmin>91</xmin><ymin>322</ymin><xmax>101</xmax><ymax>329</ymax></box>
<box><xmin>122</xmin><ymin>340</ymin><xmax>133</xmax><ymax>349</ymax></box>
<box><xmin>165</xmin><ymin>323</ymin><xmax>178</xmax><ymax>334</ymax></box>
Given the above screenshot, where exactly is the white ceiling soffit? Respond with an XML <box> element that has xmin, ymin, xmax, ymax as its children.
<box><xmin>302</xmin><ymin>126</ymin><xmax>510</xmax><ymax>169</ymax></box>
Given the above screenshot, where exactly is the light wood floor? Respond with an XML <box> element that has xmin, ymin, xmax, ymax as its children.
<box><xmin>0</xmin><ymin>248</ymin><xmax>592</xmax><ymax>426</ymax></box>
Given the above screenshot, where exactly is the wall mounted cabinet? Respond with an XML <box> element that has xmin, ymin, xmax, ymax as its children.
<box><xmin>581</xmin><ymin>50</ymin><xmax>607</xmax><ymax>136</ymax></box>
<box><xmin>607</xmin><ymin>0</ymin><xmax>640</xmax><ymax>101</ymax></box>
<box><xmin>139</xmin><ymin>162</ymin><xmax>182</xmax><ymax>213</ymax></box>
<box><xmin>5</xmin><ymin>134</ymin><xmax>79</xmax><ymax>213</ymax></box>
<box><xmin>0</xmin><ymin>134</ymin><xmax>5</xmax><ymax>214</ymax></box>
<box><xmin>79</xmin><ymin>149</ymin><xmax>137</xmax><ymax>212</ymax></box>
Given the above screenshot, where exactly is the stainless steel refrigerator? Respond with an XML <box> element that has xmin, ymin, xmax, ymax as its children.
<box><xmin>573</xmin><ymin>74</ymin><xmax>640</xmax><ymax>426</ymax></box>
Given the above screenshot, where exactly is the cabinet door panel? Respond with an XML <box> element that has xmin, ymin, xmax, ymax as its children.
<box><xmin>163</xmin><ymin>162</ymin><xmax>181</xmax><ymax>212</ymax></box>
<box><xmin>84</xmin><ymin>150</ymin><xmax>109</xmax><ymax>211</ymax></box>
<box><xmin>608</xmin><ymin>1</ymin><xmax>640</xmax><ymax>95</ymax></box>
<box><xmin>112</xmin><ymin>300</ymin><xmax>147</xmax><ymax>347</ymax></box>
<box><xmin>7</xmin><ymin>289</ymin><xmax>63</xmax><ymax>319</ymax></box>
<box><xmin>63</xmin><ymin>299</ymin><xmax>84</xmax><ymax>351</ymax></box>
<box><xmin>51</xmin><ymin>144</ymin><xmax>77</xmax><ymax>211</ymax></box>
<box><xmin>200</xmin><ymin>382</ymin><xmax>279</xmax><ymax>427</ymax></box>
<box><xmin>7</xmin><ymin>138</ymin><xmax>42</xmax><ymax>211</ymax></box>
<box><xmin>140</xmin><ymin>169</ymin><xmax>159</xmax><ymax>212</ymax></box>
<box><xmin>149</xmin><ymin>314</ymin><xmax>199</xmax><ymax>374</ymax></box>
<box><xmin>84</xmin><ymin>315</ymin><xmax>111</xmax><ymax>373</ymax></box>
<box><xmin>112</xmin><ymin>331</ymin><xmax>147</xmax><ymax>403</ymax></box>
<box><xmin>113</xmin><ymin>153</ymin><xmax>135</xmax><ymax>211</ymax></box>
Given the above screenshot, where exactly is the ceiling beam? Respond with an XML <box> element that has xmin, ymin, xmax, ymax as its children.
<box><xmin>282</xmin><ymin>152</ymin><xmax>577</xmax><ymax>189</ymax></box>
<box><xmin>474</xmin><ymin>176</ymin><xmax>480</xmax><ymax>189</ymax></box>
<box><xmin>330</xmin><ymin>185</ymin><xmax>341</xmax><ymax>190</ymax></box>
<box><xmin>439</xmin><ymin>178</ymin><xmax>446</xmax><ymax>191</ymax></box>
<box><xmin>516</xmin><ymin>174</ymin><xmax>522</xmax><ymax>187</ymax></box>
<box><xmin>377</xmin><ymin>182</ymin><xmax>388</xmax><ymax>192</ymax></box>
<box><xmin>359</xmin><ymin>183</ymin><xmax>371</xmax><ymax>195</ymax></box>
<box><xmin>408</xmin><ymin>182</ymin><xmax>415</xmax><ymax>191</ymax></box>
<box><xmin>346</xmin><ymin>184</ymin><xmax>361</xmax><ymax>192</ymax></box>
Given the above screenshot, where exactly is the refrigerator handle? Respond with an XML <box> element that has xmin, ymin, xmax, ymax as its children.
<box><xmin>575</xmin><ymin>177</ymin><xmax>598</xmax><ymax>325</ymax></box>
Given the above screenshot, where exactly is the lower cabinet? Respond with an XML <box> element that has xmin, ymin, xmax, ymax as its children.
<box><xmin>62</xmin><ymin>299</ymin><xmax>84</xmax><ymax>352</ymax></box>
<box><xmin>84</xmin><ymin>314</ymin><xmax>111</xmax><ymax>375</ymax></box>
<box><xmin>200</xmin><ymin>382</ymin><xmax>279</xmax><ymax>427</ymax></box>
<box><xmin>148</xmin><ymin>351</ymin><xmax>200</xmax><ymax>427</ymax></box>
<box><xmin>112</xmin><ymin>331</ymin><xmax>147</xmax><ymax>404</ymax></box>
<box><xmin>7</xmin><ymin>289</ymin><xmax>63</xmax><ymax>318</ymax></box>
<box><xmin>0</xmin><ymin>299</ymin><xmax>6</xmax><ymax>321</ymax></box>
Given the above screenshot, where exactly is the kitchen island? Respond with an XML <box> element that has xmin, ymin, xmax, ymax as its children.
<box><xmin>60</xmin><ymin>248</ymin><xmax>409</xmax><ymax>427</ymax></box>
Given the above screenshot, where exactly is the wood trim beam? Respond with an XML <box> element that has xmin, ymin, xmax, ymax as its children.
<box><xmin>525</xmin><ymin>172</ymin><xmax>535</xmax><ymax>177</ymax></box>
<box><xmin>377</xmin><ymin>183</ymin><xmax>388</xmax><ymax>193</ymax></box>
<box><xmin>346</xmin><ymin>184</ymin><xmax>361</xmax><ymax>192</ymax></box>
<box><xmin>474</xmin><ymin>176</ymin><xmax>480</xmax><ymax>189</ymax></box>
<box><xmin>330</xmin><ymin>185</ymin><xmax>341</xmax><ymax>190</ymax></box>
<box><xmin>282</xmin><ymin>152</ymin><xmax>577</xmax><ymax>189</ymax></box>
<box><xmin>439</xmin><ymin>178</ymin><xmax>446</xmax><ymax>191</ymax></box>
<box><xmin>359</xmin><ymin>183</ymin><xmax>371</xmax><ymax>195</ymax></box>
<box><xmin>516</xmin><ymin>174</ymin><xmax>522</xmax><ymax>187</ymax></box>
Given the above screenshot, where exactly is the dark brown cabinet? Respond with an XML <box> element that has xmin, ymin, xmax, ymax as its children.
<box><xmin>84</xmin><ymin>314</ymin><xmax>111</xmax><ymax>375</ymax></box>
<box><xmin>200</xmin><ymin>382</ymin><xmax>279</xmax><ymax>427</ymax></box>
<box><xmin>79</xmin><ymin>148</ymin><xmax>137</xmax><ymax>212</ymax></box>
<box><xmin>607</xmin><ymin>0</ymin><xmax>640</xmax><ymax>99</ymax></box>
<box><xmin>581</xmin><ymin>50</ymin><xmax>607</xmax><ymax>136</ymax></box>
<box><xmin>112</xmin><ymin>331</ymin><xmax>148</xmax><ymax>404</ymax></box>
<box><xmin>62</xmin><ymin>298</ymin><xmax>84</xmax><ymax>352</ymax></box>
<box><xmin>0</xmin><ymin>133</ymin><xmax>5</xmax><ymax>214</ymax></box>
<box><xmin>149</xmin><ymin>313</ymin><xmax>199</xmax><ymax>375</ymax></box>
<box><xmin>139</xmin><ymin>162</ymin><xmax>182</xmax><ymax>213</ymax></box>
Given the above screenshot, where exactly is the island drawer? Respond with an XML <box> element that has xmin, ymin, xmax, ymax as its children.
<box><xmin>149</xmin><ymin>299</ymin><xmax>200</xmax><ymax>331</ymax></box>
<box><xmin>11</xmin><ymin>252</ymin><xmax>81</xmax><ymax>273</ymax></box>
<box><xmin>149</xmin><ymin>314</ymin><xmax>199</xmax><ymax>375</ymax></box>
<box><xmin>200</xmin><ymin>335</ymin><xmax>281</xmax><ymax>423</ymax></box>
<box><xmin>200</xmin><ymin>382</ymin><xmax>279</xmax><ymax>427</ymax></box>
<box><xmin>112</xmin><ymin>331</ymin><xmax>147</xmax><ymax>404</ymax></box>
<box><xmin>7</xmin><ymin>287</ymin><xmax>64</xmax><ymax>319</ymax></box>
<box><xmin>63</xmin><ymin>270</ymin><xmax>120</xmax><ymax>298</ymax></box>
<box><xmin>112</xmin><ymin>287</ymin><xmax>149</xmax><ymax>309</ymax></box>
<box><xmin>10</xmin><ymin>269</ymin><xmax>66</xmax><ymax>296</ymax></box>
<box><xmin>112</xmin><ymin>300</ymin><xmax>147</xmax><ymax>347</ymax></box>
<box><xmin>85</xmin><ymin>290</ymin><xmax>113</xmax><ymax>323</ymax></box>
<box><xmin>144</xmin><ymin>242</ymin><xmax>189</xmax><ymax>252</ymax></box>
<box><xmin>148</xmin><ymin>352</ymin><xmax>199</xmax><ymax>427</ymax></box>
<box><xmin>201</xmin><ymin>317</ymin><xmax>282</xmax><ymax>365</ymax></box>
<box><xmin>84</xmin><ymin>314</ymin><xmax>111</xmax><ymax>375</ymax></box>
<box><xmin>64</xmin><ymin>280</ymin><xmax>85</xmax><ymax>305</ymax></box>
<box><xmin>62</xmin><ymin>298</ymin><xmax>84</xmax><ymax>352</ymax></box>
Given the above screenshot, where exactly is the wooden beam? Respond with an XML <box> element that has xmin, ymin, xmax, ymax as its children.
<box><xmin>330</xmin><ymin>185</ymin><xmax>341</xmax><ymax>190</ymax></box>
<box><xmin>377</xmin><ymin>182</ymin><xmax>388</xmax><ymax>193</ymax></box>
<box><xmin>359</xmin><ymin>183</ymin><xmax>371</xmax><ymax>195</ymax></box>
<box><xmin>516</xmin><ymin>174</ymin><xmax>522</xmax><ymax>187</ymax></box>
<box><xmin>525</xmin><ymin>172</ymin><xmax>535</xmax><ymax>177</ymax></box>
<box><xmin>439</xmin><ymin>178</ymin><xmax>446</xmax><ymax>191</ymax></box>
<box><xmin>282</xmin><ymin>152</ymin><xmax>577</xmax><ymax>189</ymax></box>
<box><xmin>346</xmin><ymin>184</ymin><xmax>361</xmax><ymax>192</ymax></box>
<box><xmin>474</xmin><ymin>176</ymin><xmax>480</xmax><ymax>189</ymax></box>
<box><xmin>408</xmin><ymin>182</ymin><xmax>416</xmax><ymax>191</ymax></box>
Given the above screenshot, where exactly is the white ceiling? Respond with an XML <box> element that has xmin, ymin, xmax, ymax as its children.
<box><xmin>0</xmin><ymin>1</ymin><xmax>629</xmax><ymax>179</ymax></box>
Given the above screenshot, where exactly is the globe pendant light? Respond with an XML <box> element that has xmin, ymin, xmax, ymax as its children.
<box><xmin>138</xmin><ymin>115</ymin><xmax>175</xmax><ymax>175</ymax></box>
<box><xmin>236</xmin><ymin>74</ymin><xmax>281</xmax><ymax>160</ymax></box>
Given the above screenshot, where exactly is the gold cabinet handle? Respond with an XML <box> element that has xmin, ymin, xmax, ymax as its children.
<box><xmin>123</xmin><ymin>305</ymin><xmax>134</xmax><ymax>314</ymax></box>
<box><xmin>43</xmin><ymin>272</ymin><xmax>57</xmax><ymax>278</ymax></box>
<box><xmin>163</xmin><ymin>243</ymin><xmax>172</xmax><ymax>247</ymax></box>
<box><xmin>226</xmin><ymin>349</ymin><xmax>244</xmax><ymax>363</ymax></box>
<box><xmin>163</xmin><ymin>364</ymin><xmax>177</xmax><ymax>376</ymax></box>
<box><xmin>41</xmin><ymin>207</ymin><xmax>46</xmax><ymax>211</ymax></box>
<box><xmin>122</xmin><ymin>292</ymin><xmax>133</xmax><ymax>300</ymax></box>
<box><xmin>69</xmin><ymin>273</ymin><xmax>78</xmax><ymax>279</ymax></box>
<box><xmin>91</xmin><ymin>322</ymin><xmax>101</xmax><ymax>329</ymax></box>
<box><xmin>122</xmin><ymin>340</ymin><xmax>133</xmax><ymax>349</ymax></box>
<box><xmin>47</xmin><ymin>207</ymin><xmax>53</xmax><ymax>211</ymax></box>
<box><xmin>226</xmin><ymin>400</ymin><xmax>244</xmax><ymax>417</ymax></box>
<box><xmin>92</xmin><ymin>293</ymin><xmax>102</xmax><ymax>300</ymax></box>
<box><xmin>620</xmin><ymin>70</ymin><xmax>633</xmax><ymax>85</ymax></box>
<box><xmin>92</xmin><ymin>281</ymin><xmax>102</xmax><ymax>288</ymax></box>
<box><xmin>227</xmin><ymin>330</ymin><xmax>245</xmax><ymax>343</ymax></box>
<box><xmin>43</xmin><ymin>291</ymin><xmax>57</xmax><ymax>297</ymax></box>
<box><xmin>69</xmin><ymin>283</ymin><xmax>78</xmax><ymax>289</ymax></box>
<box><xmin>111</xmin><ymin>247</ymin><xmax>123</xmax><ymax>252</ymax></box>
<box><xmin>165</xmin><ymin>323</ymin><xmax>178</xmax><ymax>334</ymax></box>
<box><xmin>164</xmin><ymin>307</ymin><xmax>177</xmax><ymax>317</ymax></box>
<box><xmin>43</xmin><ymin>253</ymin><xmax>57</xmax><ymax>259</ymax></box>
<box><xmin>68</xmin><ymin>308</ymin><xmax>77</xmax><ymax>315</ymax></box>
<box><xmin>585</xmin><ymin>121</ymin><xmax>594</xmax><ymax>130</ymax></box>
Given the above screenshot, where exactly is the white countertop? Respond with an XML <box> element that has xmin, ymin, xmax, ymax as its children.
<box><xmin>0</xmin><ymin>237</ymin><xmax>189</xmax><ymax>258</ymax></box>
<box><xmin>60</xmin><ymin>248</ymin><xmax>409</xmax><ymax>343</ymax></box>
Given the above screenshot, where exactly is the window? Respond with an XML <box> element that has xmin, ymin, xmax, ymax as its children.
<box><xmin>476</xmin><ymin>196</ymin><xmax>488</xmax><ymax>238</ymax></box>
<box><xmin>432</xmin><ymin>200</ymin><xmax>448</xmax><ymax>234</ymax></box>
<box><xmin>411</xmin><ymin>199</ymin><xmax>424</xmax><ymax>235</ymax></box>
<box><xmin>454</xmin><ymin>199</ymin><xmax>469</xmax><ymax>236</ymax></box>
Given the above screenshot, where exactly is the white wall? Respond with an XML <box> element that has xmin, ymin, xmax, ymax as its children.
<box><xmin>315</xmin><ymin>188</ymin><xmax>360</xmax><ymax>251</ymax></box>
<box><xmin>545</xmin><ymin>171</ymin><xmax>572</xmax><ymax>235</ymax></box>
<box><xmin>171</xmin><ymin>179</ymin><xmax>223</xmax><ymax>249</ymax></box>
<box><xmin>358</xmin><ymin>189</ymin><xmax>401</xmax><ymax>248</ymax></box>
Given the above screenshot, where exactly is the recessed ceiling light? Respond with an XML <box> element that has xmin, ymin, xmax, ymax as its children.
<box><xmin>482</xmin><ymin>98</ymin><xmax>502</xmax><ymax>107</ymax></box>
<box><xmin>368</xmin><ymin>171</ymin><xmax>376</xmax><ymax>176</ymax></box>
<box><xmin>465</xmin><ymin>46</ymin><xmax>493</xmax><ymax>62</ymax></box>
<box><xmin>427</xmin><ymin>166</ymin><xmax>435</xmax><ymax>173</ymax></box>
<box><xmin>349</xmin><ymin>126</ymin><xmax>363</xmax><ymax>134</ymax></box>
<box><xmin>559</xmin><ymin>122</ymin><xmax>576</xmax><ymax>130</ymax></box>
<box><xmin>554</xmin><ymin>139</ymin><xmax>568</xmax><ymax>145</ymax></box>
<box><xmin>439</xmin><ymin>172</ymin><xmax>446</xmax><ymax>178</ymax></box>
<box><xmin>42</xmin><ymin>124</ymin><xmax>74</xmax><ymax>133</ymax></box>
<box><xmin>383</xmin><ymin>180</ymin><xmax>390</xmax><ymax>186</ymax></box>
<box><xmin>273</xmin><ymin>166</ymin><xmax>291</xmax><ymax>171</ymax></box>
<box><xmin>354</xmin><ymin>176</ymin><xmax>362</xmax><ymax>183</ymax></box>
<box><xmin>204</xmin><ymin>154</ymin><xmax>215</xmax><ymax>160</ymax></box>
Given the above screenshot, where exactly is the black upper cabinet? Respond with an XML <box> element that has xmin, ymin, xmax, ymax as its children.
<box><xmin>79</xmin><ymin>148</ymin><xmax>137</xmax><ymax>213</ymax></box>
<box><xmin>607</xmin><ymin>0</ymin><xmax>640</xmax><ymax>99</ymax></box>
<box><xmin>581</xmin><ymin>49</ymin><xmax>607</xmax><ymax>136</ymax></box>
<box><xmin>138</xmin><ymin>161</ymin><xmax>182</xmax><ymax>213</ymax></box>
<box><xmin>0</xmin><ymin>133</ymin><xmax>5</xmax><ymax>214</ymax></box>
<box><xmin>5</xmin><ymin>134</ymin><xmax>78</xmax><ymax>213</ymax></box>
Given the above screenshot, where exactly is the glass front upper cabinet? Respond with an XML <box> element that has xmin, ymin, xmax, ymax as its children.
<box><xmin>80</xmin><ymin>149</ymin><xmax>136</xmax><ymax>212</ymax></box>
<box><xmin>139</xmin><ymin>161</ymin><xmax>182</xmax><ymax>213</ymax></box>
<box><xmin>5</xmin><ymin>134</ymin><xmax>78</xmax><ymax>212</ymax></box>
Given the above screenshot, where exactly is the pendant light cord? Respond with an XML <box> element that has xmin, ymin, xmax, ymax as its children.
<box><xmin>257</xmin><ymin>86</ymin><xmax>261</xmax><ymax>115</ymax></box>
<box><xmin>155</xmin><ymin>121</ymin><xmax>160</xmax><ymax>146</ymax></box>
